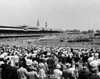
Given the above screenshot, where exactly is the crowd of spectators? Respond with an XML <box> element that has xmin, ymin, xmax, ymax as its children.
<box><xmin>0</xmin><ymin>44</ymin><xmax>100</xmax><ymax>79</ymax></box>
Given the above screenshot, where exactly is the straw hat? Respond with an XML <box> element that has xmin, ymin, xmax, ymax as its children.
<box><xmin>88</xmin><ymin>57</ymin><xmax>94</xmax><ymax>63</ymax></box>
<box><xmin>39</xmin><ymin>63</ymin><xmax>45</xmax><ymax>68</ymax></box>
<box><xmin>56</xmin><ymin>64</ymin><xmax>61</xmax><ymax>69</ymax></box>
<box><xmin>90</xmin><ymin>60</ymin><xmax>99</xmax><ymax>68</ymax></box>
<box><xmin>26</xmin><ymin>59</ymin><xmax>32</xmax><ymax>66</ymax></box>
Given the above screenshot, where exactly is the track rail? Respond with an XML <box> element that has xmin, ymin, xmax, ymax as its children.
<box><xmin>0</xmin><ymin>34</ymin><xmax>45</xmax><ymax>38</ymax></box>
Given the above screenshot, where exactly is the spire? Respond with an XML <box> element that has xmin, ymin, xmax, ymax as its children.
<box><xmin>37</xmin><ymin>20</ymin><xmax>40</xmax><ymax>28</ymax></box>
<box><xmin>45</xmin><ymin>21</ymin><xmax>47</xmax><ymax>28</ymax></box>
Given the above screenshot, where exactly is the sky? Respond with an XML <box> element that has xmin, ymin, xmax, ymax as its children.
<box><xmin>0</xmin><ymin>0</ymin><xmax>100</xmax><ymax>31</ymax></box>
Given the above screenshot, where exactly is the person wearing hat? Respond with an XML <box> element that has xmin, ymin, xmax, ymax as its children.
<box><xmin>47</xmin><ymin>56</ymin><xmax>55</xmax><ymax>74</ymax></box>
<box><xmin>25</xmin><ymin>59</ymin><xmax>33</xmax><ymax>72</ymax></box>
<box><xmin>77</xmin><ymin>64</ymin><xmax>90</xmax><ymax>79</ymax></box>
<box><xmin>38</xmin><ymin>63</ymin><xmax>46</xmax><ymax>79</ymax></box>
<box><xmin>32</xmin><ymin>60</ymin><xmax>38</xmax><ymax>70</ymax></box>
<box><xmin>94</xmin><ymin>53</ymin><xmax>99</xmax><ymax>60</ymax></box>
<box><xmin>54</xmin><ymin>64</ymin><xmax>62</xmax><ymax>79</ymax></box>
<box><xmin>17</xmin><ymin>62</ymin><xmax>28</xmax><ymax>79</ymax></box>
<box><xmin>1</xmin><ymin>58</ymin><xmax>18</xmax><ymax>79</ymax></box>
<box><xmin>90</xmin><ymin>60</ymin><xmax>99</xmax><ymax>72</ymax></box>
<box><xmin>27</xmin><ymin>61</ymin><xmax>39</xmax><ymax>79</ymax></box>
<box><xmin>62</xmin><ymin>63</ymin><xmax>72</xmax><ymax>79</ymax></box>
<box><xmin>0</xmin><ymin>59</ymin><xmax>8</xmax><ymax>79</ymax></box>
<box><xmin>89</xmin><ymin>60</ymin><xmax>100</xmax><ymax>79</ymax></box>
<box><xmin>88</xmin><ymin>57</ymin><xmax>94</xmax><ymax>64</ymax></box>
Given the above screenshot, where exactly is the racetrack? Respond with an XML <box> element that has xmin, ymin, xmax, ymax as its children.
<box><xmin>0</xmin><ymin>32</ymin><xmax>100</xmax><ymax>49</ymax></box>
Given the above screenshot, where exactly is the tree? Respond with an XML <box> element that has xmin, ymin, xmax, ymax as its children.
<box><xmin>81</xmin><ymin>31</ymin><xmax>88</xmax><ymax>34</ymax></box>
<box><xmin>96</xmin><ymin>30</ymin><xmax>100</xmax><ymax>33</ymax></box>
<box><xmin>88</xmin><ymin>29</ymin><xmax>94</xmax><ymax>33</ymax></box>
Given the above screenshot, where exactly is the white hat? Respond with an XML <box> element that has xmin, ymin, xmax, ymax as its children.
<box><xmin>61</xmin><ymin>54</ymin><xmax>65</xmax><ymax>57</ymax></box>
<box><xmin>32</xmin><ymin>54</ymin><xmax>36</xmax><ymax>58</ymax></box>
<box><xmin>0</xmin><ymin>54</ymin><xmax>5</xmax><ymax>58</ymax></box>
<box><xmin>90</xmin><ymin>60</ymin><xmax>99</xmax><ymax>68</ymax></box>
<box><xmin>47</xmin><ymin>53</ymin><xmax>51</xmax><ymax>56</ymax></box>
<box><xmin>95</xmin><ymin>53</ymin><xmax>99</xmax><ymax>56</ymax></box>
<box><xmin>26</xmin><ymin>59</ymin><xmax>32</xmax><ymax>66</ymax></box>
<box><xmin>88</xmin><ymin>57</ymin><xmax>94</xmax><ymax>63</ymax></box>
<box><xmin>4</xmin><ymin>56</ymin><xmax>10</xmax><ymax>61</ymax></box>
<box><xmin>66</xmin><ymin>63</ymin><xmax>71</xmax><ymax>67</ymax></box>
<box><xmin>3</xmin><ymin>52</ymin><xmax>8</xmax><ymax>56</ymax></box>
<box><xmin>39</xmin><ymin>63</ymin><xmax>45</xmax><ymax>68</ymax></box>
<box><xmin>0</xmin><ymin>61</ymin><xmax>4</xmax><ymax>66</ymax></box>
<box><xmin>56</xmin><ymin>64</ymin><xmax>61</xmax><ymax>69</ymax></box>
<box><xmin>97</xmin><ymin>59</ymin><xmax>100</xmax><ymax>62</ymax></box>
<box><xmin>33</xmin><ymin>50</ymin><xmax>38</xmax><ymax>54</ymax></box>
<box><xmin>32</xmin><ymin>60</ymin><xmax>38</xmax><ymax>66</ymax></box>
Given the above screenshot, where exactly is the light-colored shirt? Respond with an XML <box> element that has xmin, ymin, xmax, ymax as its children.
<box><xmin>38</xmin><ymin>68</ymin><xmax>46</xmax><ymax>79</ymax></box>
<box><xmin>54</xmin><ymin>69</ymin><xmax>62</xmax><ymax>79</ymax></box>
<box><xmin>17</xmin><ymin>67</ymin><xmax>28</xmax><ymax>79</ymax></box>
<box><xmin>27</xmin><ymin>71</ymin><xmax>39</xmax><ymax>79</ymax></box>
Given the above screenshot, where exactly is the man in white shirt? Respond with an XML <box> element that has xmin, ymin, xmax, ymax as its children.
<box><xmin>54</xmin><ymin>64</ymin><xmax>62</xmax><ymax>79</ymax></box>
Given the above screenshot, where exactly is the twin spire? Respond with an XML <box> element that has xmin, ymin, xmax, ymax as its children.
<box><xmin>37</xmin><ymin>20</ymin><xmax>48</xmax><ymax>28</ymax></box>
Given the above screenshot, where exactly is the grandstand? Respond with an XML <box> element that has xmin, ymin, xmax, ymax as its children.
<box><xmin>0</xmin><ymin>25</ymin><xmax>62</xmax><ymax>38</ymax></box>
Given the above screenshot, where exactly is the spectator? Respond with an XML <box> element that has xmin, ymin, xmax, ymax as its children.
<box><xmin>27</xmin><ymin>62</ymin><xmax>39</xmax><ymax>79</ymax></box>
<box><xmin>38</xmin><ymin>63</ymin><xmax>46</xmax><ymax>79</ymax></box>
<box><xmin>17</xmin><ymin>63</ymin><xmax>28</xmax><ymax>79</ymax></box>
<box><xmin>54</xmin><ymin>64</ymin><xmax>62</xmax><ymax>79</ymax></box>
